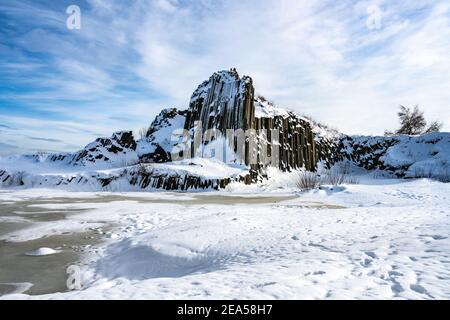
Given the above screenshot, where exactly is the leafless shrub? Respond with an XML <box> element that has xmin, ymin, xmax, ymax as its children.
<box><xmin>345</xmin><ymin>176</ymin><xmax>360</xmax><ymax>184</ymax></box>
<box><xmin>413</xmin><ymin>167</ymin><xmax>450</xmax><ymax>183</ymax></box>
<box><xmin>321</xmin><ymin>164</ymin><xmax>359</xmax><ymax>185</ymax></box>
<box><xmin>295</xmin><ymin>171</ymin><xmax>322</xmax><ymax>191</ymax></box>
<box><xmin>321</xmin><ymin>163</ymin><xmax>359</xmax><ymax>186</ymax></box>
<box><xmin>412</xmin><ymin>167</ymin><xmax>433</xmax><ymax>179</ymax></box>
<box><xmin>435</xmin><ymin>173</ymin><xmax>450</xmax><ymax>183</ymax></box>
<box><xmin>323</xmin><ymin>170</ymin><xmax>347</xmax><ymax>186</ymax></box>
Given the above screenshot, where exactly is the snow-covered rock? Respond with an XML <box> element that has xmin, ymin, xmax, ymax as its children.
<box><xmin>341</xmin><ymin>132</ymin><xmax>450</xmax><ymax>180</ymax></box>
<box><xmin>69</xmin><ymin>131</ymin><xmax>138</xmax><ymax>167</ymax></box>
<box><xmin>254</xmin><ymin>95</ymin><xmax>289</xmax><ymax>118</ymax></box>
<box><xmin>25</xmin><ymin>248</ymin><xmax>59</xmax><ymax>256</ymax></box>
<box><xmin>0</xmin><ymin>158</ymin><xmax>250</xmax><ymax>191</ymax></box>
<box><xmin>137</xmin><ymin>108</ymin><xmax>188</xmax><ymax>163</ymax></box>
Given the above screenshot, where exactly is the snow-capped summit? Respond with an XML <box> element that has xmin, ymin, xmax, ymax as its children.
<box><xmin>69</xmin><ymin>131</ymin><xmax>138</xmax><ymax>167</ymax></box>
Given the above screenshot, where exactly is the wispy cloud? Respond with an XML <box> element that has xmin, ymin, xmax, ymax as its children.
<box><xmin>25</xmin><ymin>136</ymin><xmax>64</xmax><ymax>143</ymax></box>
<box><xmin>0</xmin><ymin>0</ymin><xmax>449</xmax><ymax>155</ymax></box>
<box><xmin>0</xmin><ymin>124</ymin><xmax>16</xmax><ymax>130</ymax></box>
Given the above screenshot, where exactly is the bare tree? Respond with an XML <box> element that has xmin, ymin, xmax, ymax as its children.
<box><xmin>397</xmin><ymin>105</ymin><xmax>426</xmax><ymax>135</ymax></box>
<box><xmin>386</xmin><ymin>105</ymin><xmax>443</xmax><ymax>136</ymax></box>
<box><xmin>425</xmin><ymin>121</ymin><xmax>443</xmax><ymax>134</ymax></box>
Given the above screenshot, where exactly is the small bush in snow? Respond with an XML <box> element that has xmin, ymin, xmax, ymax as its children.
<box><xmin>435</xmin><ymin>174</ymin><xmax>450</xmax><ymax>183</ymax></box>
<box><xmin>323</xmin><ymin>170</ymin><xmax>347</xmax><ymax>186</ymax></box>
<box><xmin>413</xmin><ymin>167</ymin><xmax>450</xmax><ymax>183</ymax></box>
<box><xmin>295</xmin><ymin>171</ymin><xmax>322</xmax><ymax>191</ymax></box>
<box><xmin>321</xmin><ymin>164</ymin><xmax>359</xmax><ymax>185</ymax></box>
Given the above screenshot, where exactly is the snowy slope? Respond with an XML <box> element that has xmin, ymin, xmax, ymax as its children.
<box><xmin>254</xmin><ymin>96</ymin><xmax>289</xmax><ymax>118</ymax></box>
<box><xmin>342</xmin><ymin>132</ymin><xmax>450</xmax><ymax>180</ymax></box>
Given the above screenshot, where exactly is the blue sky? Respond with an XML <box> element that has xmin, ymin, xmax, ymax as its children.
<box><xmin>1</xmin><ymin>0</ymin><xmax>449</xmax><ymax>155</ymax></box>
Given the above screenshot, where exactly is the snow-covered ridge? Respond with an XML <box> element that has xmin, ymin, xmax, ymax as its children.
<box><xmin>342</xmin><ymin>132</ymin><xmax>450</xmax><ymax>180</ymax></box>
<box><xmin>2</xmin><ymin>131</ymin><xmax>139</xmax><ymax>170</ymax></box>
<box><xmin>0</xmin><ymin>158</ymin><xmax>249</xmax><ymax>191</ymax></box>
<box><xmin>254</xmin><ymin>96</ymin><xmax>289</xmax><ymax>118</ymax></box>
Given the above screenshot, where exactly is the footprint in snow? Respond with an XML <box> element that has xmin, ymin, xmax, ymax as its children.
<box><xmin>365</xmin><ymin>251</ymin><xmax>378</xmax><ymax>259</ymax></box>
<box><xmin>431</xmin><ymin>235</ymin><xmax>447</xmax><ymax>240</ymax></box>
<box><xmin>304</xmin><ymin>271</ymin><xmax>326</xmax><ymax>276</ymax></box>
<box><xmin>361</xmin><ymin>258</ymin><xmax>373</xmax><ymax>267</ymax></box>
<box><xmin>410</xmin><ymin>284</ymin><xmax>427</xmax><ymax>295</ymax></box>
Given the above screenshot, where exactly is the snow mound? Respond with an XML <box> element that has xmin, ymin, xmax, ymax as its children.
<box><xmin>381</xmin><ymin>133</ymin><xmax>450</xmax><ymax>179</ymax></box>
<box><xmin>156</xmin><ymin>158</ymin><xmax>247</xmax><ymax>179</ymax></box>
<box><xmin>25</xmin><ymin>248</ymin><xmax>59</xmax><ymax>256</ymax></box>
<box><xmin>96</xmin><ymin>239</ymin><xmax>225</xmax><ymax>280</ymax></box>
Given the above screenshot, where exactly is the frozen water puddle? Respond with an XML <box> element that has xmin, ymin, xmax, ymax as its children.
<box><xmin>0</xmin><ymin>230</ymin><xmax>105</xmax><ymax>296</ymax></box>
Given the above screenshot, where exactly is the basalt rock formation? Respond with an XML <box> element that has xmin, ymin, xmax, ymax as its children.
<box><xmin>143</xmin><ymin>69</ymin><xmax>340</xmax><ymax>176</ymax></box>
<box><xmin>184</xmin><ymin>68</ymin><xmax>255</xmax><ymax>132</ymax></box>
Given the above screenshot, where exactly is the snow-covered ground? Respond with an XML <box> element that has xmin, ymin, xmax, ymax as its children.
<box><xmin>1</xmin><ymin>174</ymin><xmax>449</xmax><ymax>300</ymax></box>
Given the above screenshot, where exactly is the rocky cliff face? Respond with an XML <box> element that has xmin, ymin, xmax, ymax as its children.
<box><xmin>184</xmin><ymin>69</ymin><xmax>255</xmax><ymax>132</ymax></box>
